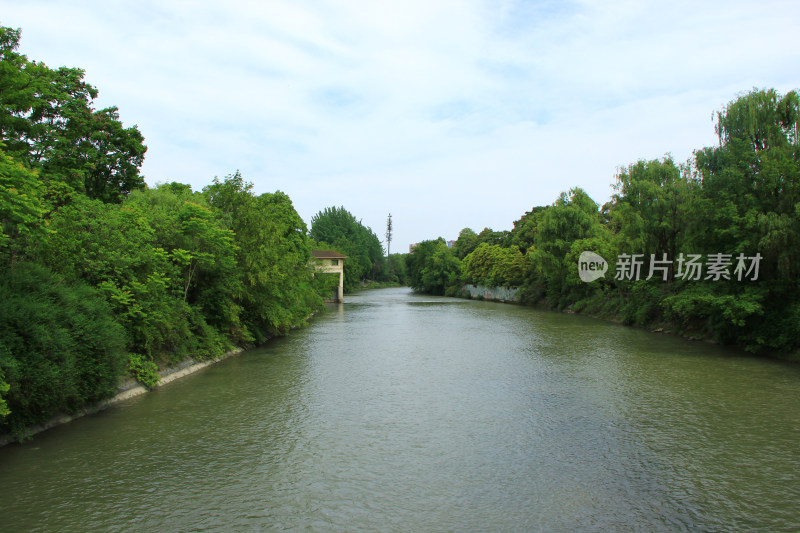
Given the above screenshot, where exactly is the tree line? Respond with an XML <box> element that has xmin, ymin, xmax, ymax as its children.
<box><xmin>3</xmin><ymin>20</ymin><xmax>793</xmax><ymax>439</ymax></box>
<box><xmin>406</xmin><ymin>88</ymin><xmax>800</xmax><ymax>356</ymax></box>
<box><xmin>0</xmin><ymin>27</ymin><xmax>388</xmax><ymax>437</ymax></box>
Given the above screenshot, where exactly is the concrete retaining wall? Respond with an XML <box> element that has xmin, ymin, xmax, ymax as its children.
<box><xmin>0</xmin><ymin>348</ymin><xmax>244</xmax><ymax>446</ymax></box>
<box><xmin>460</xmin><ymin>284</ymin><xmax>519</xmax><ymax>303</ymax></box>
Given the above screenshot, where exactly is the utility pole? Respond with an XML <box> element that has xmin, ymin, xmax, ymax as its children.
<box><xmin>385</xmin><ymin>213</ymin><xmax>393</xmax><ymax>258</ymax></box>
<box><xmin>385</xmin><ymin>213</ymin><xmax>393</xmax><ymax>277</ymax></box>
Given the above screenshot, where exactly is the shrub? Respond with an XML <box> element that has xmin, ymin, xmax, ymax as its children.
<box><xmin>0</xmin><ymin>263</ymin><xmax>127</xmax><ymax>437</ymax></box>
<box><xmin>127</xmin><ymin>354</ymin><xmax>160</xmax><ymax>389</ymax></box>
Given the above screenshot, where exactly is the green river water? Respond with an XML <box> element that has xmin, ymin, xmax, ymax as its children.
<box><xmin>1</xmin><ymin>287</ymin><xmax>798</xmax><ymax>531</ymax></box>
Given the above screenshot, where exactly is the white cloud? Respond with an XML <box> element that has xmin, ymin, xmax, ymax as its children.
<box><xmin>3</xmin><ymin>0</ymin><xmax>799</xmax><ymax>250</ymax></box>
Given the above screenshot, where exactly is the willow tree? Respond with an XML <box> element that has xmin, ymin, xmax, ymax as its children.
<box><xmin>714</xmin><ymin>88</ymin><xmax>800</xmax><ymax>151</ymax></box>
<box><xmin>694</xmin><ymin>88</ymin><xmax>800</xmax><ymax>280</ymax></box>
<box><xmin>609</xmin><ymin>157</ymin><xmax>695</xmax><ymax>269</ymax></box>
<box><xmin>672</xmin><ymin>88</ymin><xmax>800</xmax><ymax>350</ymax></box>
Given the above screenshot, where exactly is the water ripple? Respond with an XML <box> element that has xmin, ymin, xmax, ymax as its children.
<box><xmin>1</xmin><ymin>288</ymin><xmax>798</xmax><ymax>531</ymax></box>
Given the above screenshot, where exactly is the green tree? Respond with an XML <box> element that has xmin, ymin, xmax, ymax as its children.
<box><xmin>406</xmin><ymin>238</ymin><xmax>462</xmax><ymax>295</ymax></box>
<box><xmin>405</xmin><ymin>89</ymin><xmax>800</xmax><ymax>354</ymax></box>
<box><xmin>385</xmin><ymin>213</ymin><xmax>392</xmax><ymax>257</ymax></box>
<box><xmin>0</xmin><ymin>262</ymin><xmax>127</xmax><ymax>437</ymax></box>
<box><xmin>38</xmin><ymin>187</ymin><xmax>235</xmax><ymax>363</ymax></box>
<box><xmin>694</xmin><ymin>88</ymin><xmax>800</xmax><ymax>281</ymax></box>
<box><xmin>462</xmin><ymin>243</ymin><xmax>529</xmax><ymax>287</ymax></box>
<box><xmin>0</xmin><ymin>368</ymin><xmax>10</xmax><ymax>420</ymax></box>
<box><xmin>124</xmin><ymin>185</ymin><xmax>238</xmax><ymax>355</ymax></box>
<box><xmin>452</xmin><ymin>227</ymin><xmax>479</xmax><ymax>259</ymax></box>
<box><xmin>609</xmin><ymin>157</ymin><xmax>694</xmax><ymax>267</ymax></box>
<box><xmin>310</xmin><ymin>206</ymin><xmax>385</xmax><ymax>291</ymax></box>
<box><xmin>0</xmin><ymin>146</ymin><xmax>45</xmax><ymax>262</ymax></box>
<box><xmin>205</xmin><ymin>173</ymin><xmax>322</xmax><ymax>341</ymax></box>
<box><xmin>36</xmin><ymin>194</ymin><xmax>174</xmax><ymax>359</ymax></box>
<box><xmin>387</xmin><ymin>253</ymin><xmax>408</xmax><ymax>284</ymax></box>
<box><xmin>477</xmin><ymin>227</ymin><xmax>509</xmax><ymax>247</ymax></box>
<box><xmin>509</xmin><ymin>206</ymin><xmax>549</xmax><ymax>252</ymax></box>
<box><xmin>50</xmin><ymin>106</ymin><xmax>147</xmax><ymax>203</ymax></box>
<box><xmin>528</xmin><ymin>188</ymin><xmax>607</xmax><ymax>306</ymax></box>
<box><xmin>0</xmin><ymin>26</ymin><xmax>146</xmax><ymax>203</ymax></box>
<box><xmin>671</xmin><ymin>88</ymin><xmax>800</xmax><ymax>350</ymax></box>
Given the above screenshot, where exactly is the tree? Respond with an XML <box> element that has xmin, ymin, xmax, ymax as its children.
<box><xmin>205</xmin><ymin>173</ymin><xmax>322</xmax><ymax>340</ymax></box>
<box><xmin>0</xmin><ymin>146</ymin><xmax>45</xmax><ymax>262</ymax></box>
<box><xmin>36</xmin><ymin>187</ymin><xmax>237</xmax><ymax>362</ymax></box>
<box><xmin>403</xmin><ymin>89</ymin><xmax>800</xmax><ymax>353</ymax></box>
<box><xmin>0</xmin><ymin>262</ymin><xmax>127</xmax><ymax>437</ymax></box>
<box><xmin>123</xmin><ymin>185</ymin><xmax>238</xmax><ymax>354</ymax></box>
<box><xmin>0</xmin><ymin>368</ymin><xmax>10</xmax><ymax>421</ymax></box>
<box><xmin>310</xmin><ymin>206</ymin><xmax>385</xmax><ymax>290</ymax></box>
<box><xmin>534</xmin><ymin>188</ymin><xmax>602</xmax><ymax>262</ymax></box>
<box><xmin>462</xmin><ymin>243</ymin><xmax>529</xmax><ymax>287</ymax></box>
<box><xmin>387</xmin><ymin>253</ymin><xmax>408</xmax><ymax>285</ymax></box>
<box><xmin>609</xmin><ymin>157</ymin><xmax>694</xmax><ymax>276</ymax></box>
<box><xmin>0</xmin><ymin>26</ymin><xmax>146</xmax><ymax>203</ymax></box>
<box><xmin>52</xmin><ymin>106</ymin><xmax>147</xmax><ymax>203</ymax></box>
<box><xmin>509</xmin><ymin>206</ymin><xmax>549</xmax><ymax>252</ymax></box>
<box><xmin>452</xmin><ymin>228</ymin><xmax>479</xmax><ymax>259</ymax></box>
<box><xmin>477</xmin><ymin>227</ymin><xmax>509</xmax><ymax>247</ymax></box>
<box><xmin>674</xmin><ymin>88</ymin><xmax>800</xmax><ymax>350</ymax></box>
<box><xmin>694</xmin><ymin>88</ymin><xmax>800</xmax><ymax>281</ymax></box>
<box><xmin>406</xmin><ymin>238</ymin><xmax>462</xmax><ymax>295</ymax></box>
<box><xmin>528</xmin><ymin>188</ymin><xmax>606</xmax><ymax>306</ymax></box>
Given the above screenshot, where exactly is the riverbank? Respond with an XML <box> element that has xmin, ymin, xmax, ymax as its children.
<box><xmin>0</xmin><ymin>348</ymin><xmax>244</xmax><ymax>447</ymax></box>
<box><xmin>456</xmin><ymin>284</ymin><xmax>800</xmax><ymax>362</ymax></box>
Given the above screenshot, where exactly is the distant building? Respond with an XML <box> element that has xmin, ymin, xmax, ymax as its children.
<box><xmin>446</xmin><ymin>240</ymin><xmax>456</xmax><ymax>248</ymax></box>
<box><xmin>311</xmin><ymin>250</ymin><xmax>347</xmax><ymax>303</ymax></box>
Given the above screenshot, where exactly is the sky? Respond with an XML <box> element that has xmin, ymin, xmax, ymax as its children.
<box><xmin>3</xmin><ymin>1</ymin><xmax>800</xmax><ymax>252</ymax></box>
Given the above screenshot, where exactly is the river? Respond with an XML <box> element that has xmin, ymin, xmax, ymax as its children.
<box><xmin>1</xmin><ymin>287</ymin><xmax>798</xmax><ymax>531</ymax></box>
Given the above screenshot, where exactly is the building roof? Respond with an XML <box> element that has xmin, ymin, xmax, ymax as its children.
<box><xmin>311</xmin><ymin>249</ymin><xmax>348</xmax><ymax>259</ymax></box>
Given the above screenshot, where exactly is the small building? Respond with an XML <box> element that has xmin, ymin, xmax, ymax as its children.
<box><xmin>311</xmin><ymin>250</ymin><xmax>348</xmax><ymax>303</ymax></box>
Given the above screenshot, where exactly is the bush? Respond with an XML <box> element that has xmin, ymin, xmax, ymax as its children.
<box><xmin>127</xmin><ymin>354</ymin><xmax>160</xmax><ymax>389</ymax></box>
<box><xmin>0</xmin><ymin>369</ymin><xmax>10</xmax><ymax>420</ymax></box>
<box><xmin>0</xmin><ymin>263</ymin><xmax>127</xmax><ymax>437</ymax></box>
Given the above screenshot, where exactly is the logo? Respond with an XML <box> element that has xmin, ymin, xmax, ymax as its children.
<box><xmin>578</xmin><ymin>251</ymin><xmax>608</xmax><ymax>282</ymax></box>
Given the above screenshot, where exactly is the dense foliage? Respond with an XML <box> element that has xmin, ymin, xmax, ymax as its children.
<box><xmin>205</xmin><ymin>173</ymin><xmax>321</xmax><ymax>342</ymax></box>
<box><xmin>0</xmin><ymin>27</ymin><xmax>325</xmax><ymax>437</ymax></box>
<box><xmin>386</xmin><ymin>253</ymin><xmax>408</xmax><ymax>285</ymax></box>
<box><xmin>0</xmin><ymin>263</ymin><xmax>127</xmax><ymax>436</ymax></box>
<box><xmin>406</xmin><ymin>239</ymin><xmax>462</xmax><ymax>295</ymax></box>
<box><xmin>407</xmin><ymin>88</ymin><xmax>800</xmax><ymax>355</ymax></box>
<box><xmin>0</xmin><ymin>27</ymin><xmax>146</xmax><ymax>204</ymax></box>
<box><xmin>309</xmin><ymin>206</ymin><xmax>387</xmax><ymax>292</ymax></box>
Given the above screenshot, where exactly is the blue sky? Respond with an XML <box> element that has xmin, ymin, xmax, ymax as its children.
<box><xmin>3</xmin><ymin>0</ymin><xmax>799</xmax><ymax>251</ymax></box>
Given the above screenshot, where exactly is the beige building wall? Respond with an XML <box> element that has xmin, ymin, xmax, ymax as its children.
<box><xmin>311</xmin><ymin>251</ymin><xmax>347</xmax><ymax>303</ymax></box>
